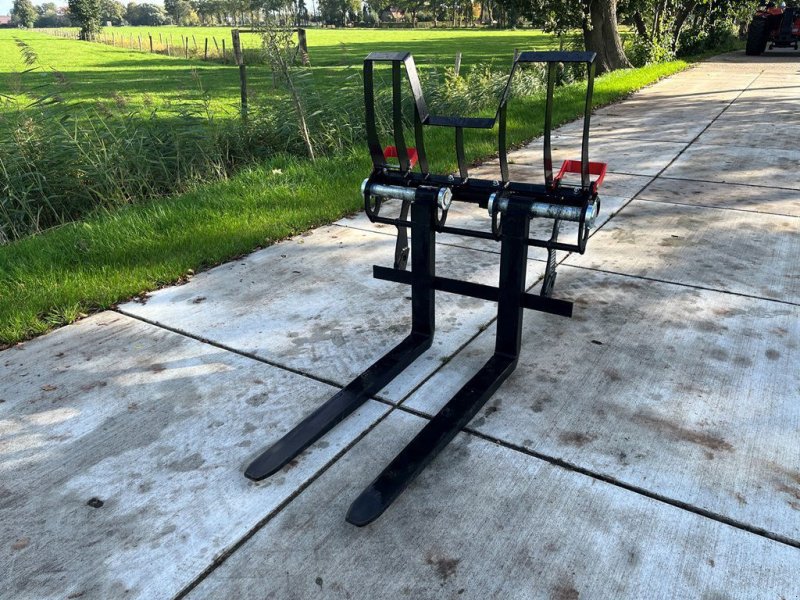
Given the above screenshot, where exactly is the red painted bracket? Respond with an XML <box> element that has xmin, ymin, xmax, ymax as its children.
<box><xmin>555</xmin><ymin>160</ymin><xmax>607</xmax><ymax>191</ymax></box>
<box><xmin>384</xmin><ymin>146</ymin><xmax>419</xmax><ymax>169</ymax></box>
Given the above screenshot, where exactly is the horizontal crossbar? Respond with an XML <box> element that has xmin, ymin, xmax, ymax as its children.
<box><xmin>516</xmin><ymin>51</ymin><xmax>596</xmax><ymax>64</ymax></box>
<box><xmin>373</xmin><ymin>266</ymin><xmax>573</xmax><ymax>318</ymax></box>
<box><xmin>426</xmin><ymin>115</ymin><xmax>496</xmax><ymax>129</ymax></box>
<box><xmin>365</xmin><ymin>51</ymin><xmax>411</xmax><ymax>62</ymax></box>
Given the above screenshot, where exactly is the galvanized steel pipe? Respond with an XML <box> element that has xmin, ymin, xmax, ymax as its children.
<box><xmin>362</xmin><ymin>179</ymin><xmax>453</xmax><ymax>210</ymax></box>
<box><xmin>487</xmin><ymin>193</ymin><xmax>599</xmax><ymax>227</ymax></box>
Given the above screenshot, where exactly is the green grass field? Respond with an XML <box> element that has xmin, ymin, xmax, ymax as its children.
<box><xmin>106</xmin><ymin>26</ymin><xmax>569</xmax><ymax>67</ymax></box>
<box><xmin>2</xmin><ymin>28</ymin><xmax>563</xmax><ymax>117</ymax></box>
<box><xmin>0</xmin><ymin>27</ymin><xmax>695</xmax><ymax>345</ymax></box>
<box><xmin>1</xmin><ymin>29</ymin><xmax>268</xmax><ymax>118</ymax></box>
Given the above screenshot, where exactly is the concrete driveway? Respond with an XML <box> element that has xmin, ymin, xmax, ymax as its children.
<box><xmin>1</xmin><ymin>51</ymin><xmax>799</xmax><ymax>599</ymax></box>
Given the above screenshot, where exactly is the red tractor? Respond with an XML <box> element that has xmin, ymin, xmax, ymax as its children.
<box><xmin>746</xmin><ymin>2</ymin><xmax>800</xmax><ymax>55</ymax></box>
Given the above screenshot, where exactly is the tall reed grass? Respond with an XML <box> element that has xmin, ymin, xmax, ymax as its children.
<box><xmin>0</xmin><ymin>40</ymin><xmax>276</xmax><ymax>243</ymax></box>
<box><xmin>0</xmin><ymin>36</ymin><xmax>576</xmax><ymax>244</ymax></box>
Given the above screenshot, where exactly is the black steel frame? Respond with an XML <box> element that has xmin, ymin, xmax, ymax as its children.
<box><xmin>244</xmin><ymin>187</ymin><xmax>439</xmax><ymax>481</ymax></box>
<box><xmin>246</xmin><ymin>50</ymin><xmax>603</xmax><ymax>526</ymax></box>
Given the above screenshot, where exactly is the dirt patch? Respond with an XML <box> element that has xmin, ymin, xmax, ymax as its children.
<box><xmin>558</xmin><ymin>431</ymin><xmax>597</xmax><ymax>448</ymax></box>
<box><xmin>696</xmin><ymin>320</ymin><xmax>728</xmax><ymax>334</ymax></box>
<box><xmin>633</xmin><ymin>411</ymin><xmax>733</xmax><ymax>452</ymax></box>
<box><xmin>11</xmin><ymin>537</ymin><xmax>30</xmax><ymax>551</ymax></box>
<box><xmin>552</xmin><ymin>582</ymin><xmax>580</xmax><ymax>600</ymax></box>
<box><xmin>167</xmin><ymin>453</ymin><xmax>205</xmax><ymax>472</ymax></box>
<box><xmin>530</xmin><ymin>396</ymin><xmax>555</xmax><ymax>413</ymax></box>
<box><xmin>80</xmin><ymin>381</ymin><xmax>108</xmax><ymax>392</ymax></box>
<box><xmin>425</xmin><ymin>552</ymin><xmax>460</xmax><ymax>582</ymax></box>
<box><xmin>775</xmin><ymin>482</ymin><xmax>800</xmax><ymax>502</ymax></box>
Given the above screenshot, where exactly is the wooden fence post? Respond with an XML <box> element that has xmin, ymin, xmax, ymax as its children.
<box><xmin>204</xmin><ymin>38</ymin><xmax>208</xmax><ymax>60</ymax></box>
<box><xmin>222</xmin><ymin>38</ymin><xmax>226</xmax><ymax>63</ymax></box>
<box><xmin>184</xmin><ymin>37</ymin><xmax>189</xmax><ymax>59</ymax></box>
<box><xmin>231</xmin><ymin>29</ymin><xmax>248</xmax><ymax>120</ymax></box>
<box><xmin>149</xmin><ymin>34</ymin><xmax>153</xmax><ymax>52</ymax></box>
<box><xmin>297</xmin><ymin>28</ymin><xmax>310</xmax><ymax>66</ymax></box>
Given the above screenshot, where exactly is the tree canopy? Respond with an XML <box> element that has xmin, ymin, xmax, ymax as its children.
<box><xmin>68</xmin><ymin>0</ymin><xmax>103</xmax><ymax>38</ymax></box>
<box><xmin>11</xmin><ymin>0</ymin><xmax>38</xmax><ymax>27</ymax></box>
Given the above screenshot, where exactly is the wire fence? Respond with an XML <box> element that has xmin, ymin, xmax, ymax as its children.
<box><xmin>35</xmin><ymin>28</ymin><xmax>279</xmax><ymax>65</ymax></box>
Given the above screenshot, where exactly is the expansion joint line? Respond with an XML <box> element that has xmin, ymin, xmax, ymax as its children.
<box><xmin>649</xmin><ymin>70</ymin><xmax>762</xmax><ymax>181</ymax></box>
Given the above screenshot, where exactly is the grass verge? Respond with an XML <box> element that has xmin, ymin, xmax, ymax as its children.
<box><xmin>0</xmin><ymin>59</ymin><xmax>688</xmax><ymax>346</ymax></box>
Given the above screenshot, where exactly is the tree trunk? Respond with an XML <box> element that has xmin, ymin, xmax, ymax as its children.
<box><xmin>632</xmin><ymin>11</ymin><xmax>647</xmax><ymax>38</ymax></box>
<box><xmin>653</xmin><ymin>0</ymin><xmax>668</xmax><ymax>40</ymax></box>
<box><xmin>671</xmin><ymin>1</ymin><xmax>698</xmax><ymax>51</ymax></box>
<box><xmin>583</xmin><ymin>0</ymin><xmax>632</xmax><ymax>74</ymax></box>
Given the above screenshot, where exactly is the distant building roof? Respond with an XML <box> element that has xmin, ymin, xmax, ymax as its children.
<box><xmin>0</xmin><ymin>16</ymin><xmax>12</xmax><ymax>25</ymax></box>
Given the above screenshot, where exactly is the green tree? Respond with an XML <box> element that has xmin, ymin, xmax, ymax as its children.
<box><xmin>604</xmin><ymin>0</ymin><xmax>749</xmax><ymax>63</ymax></box>
<box><xmin>365</xmin><ymin>0</ymin><xmax>391</xmax><ymax>24</ymax></box>
<box><xmin>192</xmin><ymin>0</ymin><xmax>216</xmax><ymax>23</ymax></box>
<box><xmin>126</xmin><ymin>1</ymin><xmax>169</xmax><ymax>24</ymax></box>
<box><xmin>175</xmin><ymin>0</ymin><xmax>201</xmax><ymax>23</ymax></box>
<box><xmin>69</xmin><ymin>0</ymin><xmax>103</xmax><ymax>38</ymax></box>
<box><xmin>34</xmin><ymin>4</ymin><xmax>72</xmax><ymax>26</ymax></box>
<box><xmin>100</xmin><ymin>0</ymin><xmax>126</xmax><ymax>24</ymax></box>
<box><xmin>396</xmin><ymin>0</ymin><xmax>426</xmax><ymax>26</ymax></box>
<box><xmin>296</xmin><ymin>0</ymin><xmax>309</xmax><ymax>24</ymax></box>
<box><xmin>526</xmin><ymin>0</ymin><xmax>630</xmax><ymax>73</ymax></box>
<box><xmin>36</xmin><ymin>2</ymin><xmax>58</xmax><ymax>15</ymax></box>
<box><xmin>164</xmin><ymin>0</ymin><xmax>179</xmax><ymax>19</ymax></box>
<box><xmin>11</xmin><ymin>0</ymin><xmax>38</xmax><ymax>27</ymax></box>
<box><xmin>584</xmin><ymin>0</ymin><xmax>632</xmax><ymax>72</ymax></box>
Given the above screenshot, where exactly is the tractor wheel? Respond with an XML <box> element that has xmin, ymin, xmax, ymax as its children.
<box><xmin>746</xmin><ymin>17</ymin><xmax>769</xmax><ymax>55</ymax></box>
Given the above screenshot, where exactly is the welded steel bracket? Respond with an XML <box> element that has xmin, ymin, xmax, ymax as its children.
<box><xmin>246</xmin><ymin>50</ymin><xmax>606</xmax><ymax>526</ymax></box>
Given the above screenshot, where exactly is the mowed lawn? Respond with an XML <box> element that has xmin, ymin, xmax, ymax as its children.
<box><xmin>107</xmin><ymin>26</ymin><xmax>564</xmax><ymax>66</ymax></box>
<box><xmin>0</xmin><ymin>29</ymin><xmax>270</xmax><ymax>118</ymax></box>
<box><xmin>0</xmin><ymin>28</ymin><xmax>562</xmax><ymax>118</ymax></box>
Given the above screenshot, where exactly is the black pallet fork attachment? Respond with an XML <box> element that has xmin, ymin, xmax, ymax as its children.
<box><xmin>246</xmin><ymin>50</ymin><xmax>607</xmax><ymax>526</ymax></box>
